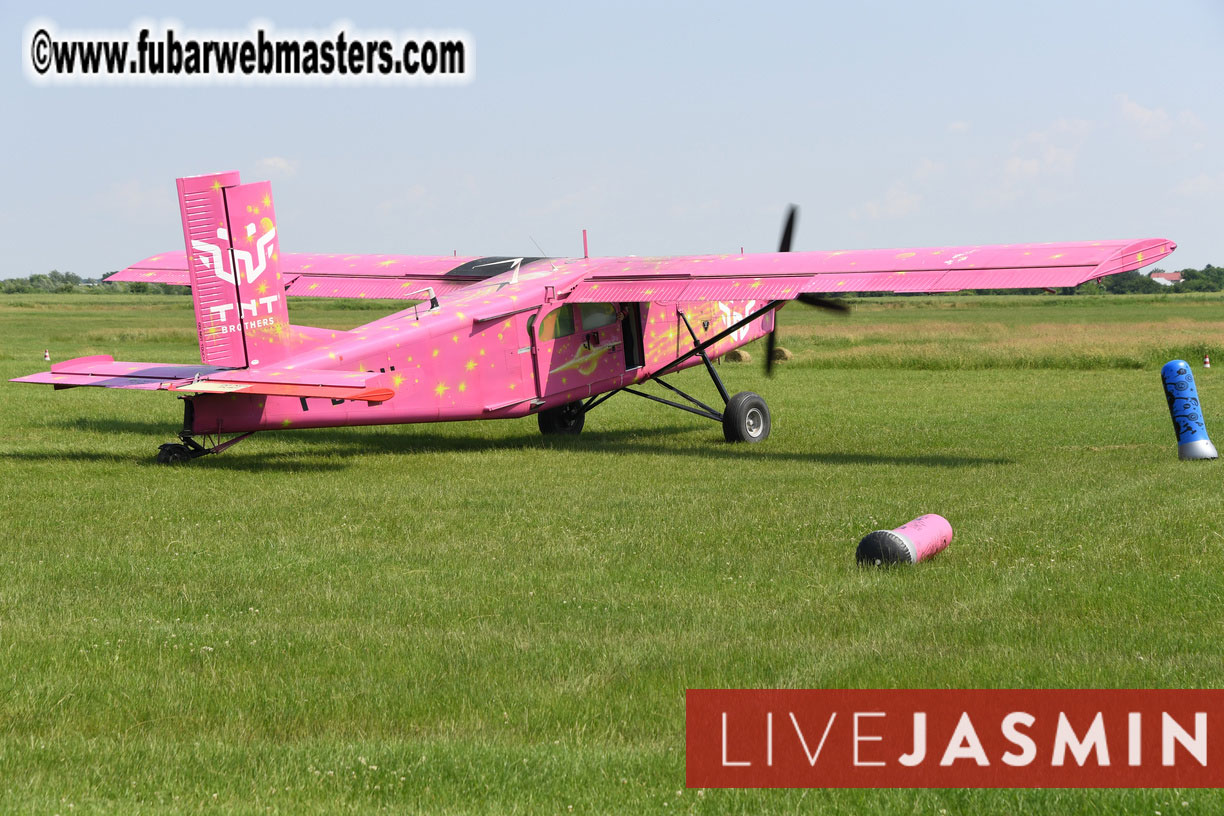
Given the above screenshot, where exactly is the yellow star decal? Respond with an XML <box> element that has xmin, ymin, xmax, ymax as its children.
<box><xmin>434</xmin><ymin>382</ymin><xmax>450</xmax><ymax>396</ymax></box>
<box><xmin>392</xmin><ymin>374</ymin><xmax>404</xmax><ymax>387</ymax></box>
<box><xmin>262</xmin><ymin>194</ymin><xmax>271</xmax><ymax>208</ymax></box>
<box><xmin>464</xmin><ymin>359</ymin><xmax>476</xmax><ymax>372</ymax></box>
<box><xmin>211</xmin><ymin>180</ymin><xmax>222</xmax><ymax>192</ymax></box>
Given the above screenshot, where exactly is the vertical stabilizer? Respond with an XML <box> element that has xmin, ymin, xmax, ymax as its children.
<box><xmin>177</xmin><ymin>171</ymin><xmax>292</xmax><ymax>368</ymax></box>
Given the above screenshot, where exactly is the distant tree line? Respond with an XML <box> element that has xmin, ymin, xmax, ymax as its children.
<box><xmin>1086</xmin><ymin>265</ymin><xmax>1224</xmax><ymax>295</ymax></box>
<box><xmin>1</xmin><ymin>270</ymin><xmax>188</xmax><ymax>295</ymax></box>
<box><xmin>974</xmin><ymin>265</ymin><xmax>1223</xmax><ymax>296</ymax></box>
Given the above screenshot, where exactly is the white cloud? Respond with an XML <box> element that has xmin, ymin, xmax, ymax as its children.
<box><xmin>912</xmin><ymin>157</ymin><xmax>945</xmax><ymax>181</ymax></box>
<box><xmin>851</xmin><ymin>182</ymin><xmax>921</xmax><ymax>220</ymax></box>
<box><xmin>1174</xmin><ymin>172</ymin><xmax>1224</xmax><ymax>198</ymax></box>
<box><xmin>968</xmin><ymin>119</ymin><xmax>1093</xmax><ymax>209</ymax></box>
<box><xmin>947</xmin><ymin>121</ymin><xmax>970</xmax><ymax>134</ymax></box>
<box><xmin>1117</xmin><ymin>94</ymin><xmax>1203</xmax><ymax>141</ymax></box>
<box><xmin>850</xmin><ymin>158</ymin><xmax>946</xmax><ymax>220</ymax></box>
<box><xmin>255</xmin><ymin>156</ymin><xmax>300</xmax><ymax>178</ymax></box>
<box><xmin>97</xmin><ymin>179</ymin><xmax>175</xmax><ymax>225</ymax></box>
<box><xmin>996</xmin><ymin>119</ymin><xmax>1088</xmax><ymax>191</ymax></box>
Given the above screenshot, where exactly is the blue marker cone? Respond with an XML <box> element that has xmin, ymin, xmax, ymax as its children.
<box><xmin>1161</xmin><ymin>360</ymin><xmax>1218</xmax><ymax>460</ymax></box>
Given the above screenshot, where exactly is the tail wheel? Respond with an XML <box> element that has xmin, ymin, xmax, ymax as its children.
<box><xmin>723</xmin><ymin>391</ymin><xmax>771</xmax><ymax>443</ymax></box>
<box><xmin>156</xmin><ymin>443</ymin><xmax>193</xmax><ymax>464</ymax></box>
<box><xmin>538</xmin><ymin>401</ymin><xmax>585</xmax><ymax>435</ymax></box>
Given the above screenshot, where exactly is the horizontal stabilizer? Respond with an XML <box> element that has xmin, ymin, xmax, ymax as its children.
<box><xmin>169</xmin><ymin>365</ymin><xmax>393</xmax><ymax>403</ymax></box>
<box><xmin>13</xmin><ymin>355</ymin><xmax>392</xmax><ymax>403</ymax></box>
<box><xmin>49</xmin><ymin>354</ymin><xmax>228</xmax><ymax>379</ymax></box>
<box><xmin>12</xmin><ymin>371</ymin><xmax>176</xmax><ymax>390</ymax></box>
<box><xmin>168</xmin><ymin>381</ymin><xmax>393</xmax><ymax>403</ymax></box>
<box><xmin>216</xmin><ymin>367</ymin><xmax>386</xmax><ymax>387</ymax></box>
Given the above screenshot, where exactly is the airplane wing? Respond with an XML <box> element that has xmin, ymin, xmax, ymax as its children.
<box><xmin>561</xmin><ymin>239</ymin><xmax>1175</xmax><ymax>302</ymax></box>
<box><xmin>107</xmin><ymin>252</ymin><xmax>533</xmax><ymax>299</ymax></box>
<box><xmin>107</xmin><ymin>240</ymin><xmax>1174</xmax><ymax>303</ymax></box>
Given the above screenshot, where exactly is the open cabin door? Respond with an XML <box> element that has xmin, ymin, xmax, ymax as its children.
<box><xmin>529</xmin><ymin>302</ymin><xmax>636</xmax><ymax>401</ymax></box>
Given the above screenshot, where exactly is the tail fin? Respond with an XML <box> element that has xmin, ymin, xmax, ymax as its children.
<box><xmin>178</xmin><ymin>171</ymin><xmax>292</xmax><ymax>368</ymax></box>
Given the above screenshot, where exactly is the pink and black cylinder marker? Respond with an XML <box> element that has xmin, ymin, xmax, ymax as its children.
<box><xmin>856</xmin><ymin>514</ymin><xmax>953</xmax><ymax>566</ymax></box>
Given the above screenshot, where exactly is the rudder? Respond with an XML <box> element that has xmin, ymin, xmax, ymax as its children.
<box><xmin>178</xmin><ymin>171</ymin><xmax>292</xmax><ymax>368</ymax></box>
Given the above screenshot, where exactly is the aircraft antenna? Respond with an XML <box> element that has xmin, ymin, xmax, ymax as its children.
<box><xmin>529</xmin><ymin>236</ymin><xmax>560</xmax><ymax>273</ymax></box>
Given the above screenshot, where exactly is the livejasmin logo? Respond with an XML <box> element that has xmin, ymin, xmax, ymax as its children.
<box><xmin>686</xmin><ymin>690</ymin><xmax>1224</xmax><ymax>788</ymax></box>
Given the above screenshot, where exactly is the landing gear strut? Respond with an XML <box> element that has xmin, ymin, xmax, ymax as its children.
<box><xmin>154</xmin><ymin>431</ymin><xmax>254</xmax><ymax>464</ymax></box>
<box><xmin>155</xmin><ymin>398</ymin><xmax>256</xmax><ymax>464</ymax></box>
<box><xmin>579</xmin><ymin>306</ymin><xmax>776</xmax><ymax>443</ymax></box>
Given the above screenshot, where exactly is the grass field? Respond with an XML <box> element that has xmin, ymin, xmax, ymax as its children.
<box><xmin>2</xmin><ymin>292</ymin><xmax>1223</xmax><ymax>814</ymax></box>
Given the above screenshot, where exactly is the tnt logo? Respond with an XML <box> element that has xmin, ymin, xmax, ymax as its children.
<box><xmin>718</xmin><ymin>300</ymin><xmax>757</xmax><ymax>342</ymax></box>
<box><xmin>191</xmin><ymin>217</ymin><xmax>277</xmax><ymax>286</ymax></box>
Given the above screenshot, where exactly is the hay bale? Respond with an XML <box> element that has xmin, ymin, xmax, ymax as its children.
<box><xmin>723</xmin><ymin>348</ymin><xmax>752</xmax><ymax>363</ymax></box>
<box><xmin>770</xmin><ymin>346</ymin><xmax>794</xmax><ymax>363</ymax></box>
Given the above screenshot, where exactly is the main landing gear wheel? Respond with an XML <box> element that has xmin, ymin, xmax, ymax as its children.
<box><xmin>723</xmin><ymin>391</ymin><xmax>771</xmax><ymax>443</ymax></box>
<box><xmin>156</xmin><ymin>443</ymin><xmax>194</xmax><ymax>464</ymax></box>
<box><xmin>538</xmin><ymin>401</ymin><xmax>586</xmax><ymax>435</ymax></box>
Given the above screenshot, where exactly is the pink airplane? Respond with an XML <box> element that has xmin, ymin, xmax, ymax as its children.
<box><xmin>12</xmin><ymin>170</ymin><xmax>1175</xmax><ymax>462</ymax></box>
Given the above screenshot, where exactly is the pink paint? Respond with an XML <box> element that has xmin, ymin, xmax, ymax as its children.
<box><xmin>856</xmin><ymin>514</ymin><xmax>954</xmax><ymax>566</ymax></box>
<box><xmin>11</xmin><ymin>169</ymin><xmax>1179</xmax><ymax>451</ymax></box>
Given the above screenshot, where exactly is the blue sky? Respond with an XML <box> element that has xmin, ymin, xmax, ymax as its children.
<box><xmin>3</xmin><ymin>0</ymin><xmax>1222</xmax><ymax>277</ymax></box>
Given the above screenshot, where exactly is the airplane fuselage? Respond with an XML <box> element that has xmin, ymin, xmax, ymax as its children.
<box><xmin>189</xmin><ymin>259</ymin><xmax>774</xmax><ymax>435</ymax></box>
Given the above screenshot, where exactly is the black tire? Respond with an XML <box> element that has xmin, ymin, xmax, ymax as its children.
<box><xmin>722</xmin><ymin>391</ymin><xmax>771</xmax><ymax>443</ymax></box>
<box><xmin>156</xmin><ymin>443</ymin><xmax>193</xmax><ymax>464</ymax></box>
<box><xmin>538</xmin><ymin>401</ymin><xmax>585</xmax><ymax>435</ymax></box>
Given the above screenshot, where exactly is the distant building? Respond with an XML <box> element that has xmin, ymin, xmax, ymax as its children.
<box><xmin>1149</xmin><ymin>271</ymin><xmax>1183</xmax><ymax>287</ymax></box>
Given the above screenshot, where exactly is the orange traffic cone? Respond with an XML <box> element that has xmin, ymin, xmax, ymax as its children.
<box><xmin>43</xmin><ymin>349</ymin><xmax>50</xmax><ymax>362</ymax></box>
<box><xmin>1205</xmin><ymin>355</ymin><xmax>1212</xmax><ymax>369</ymax></box>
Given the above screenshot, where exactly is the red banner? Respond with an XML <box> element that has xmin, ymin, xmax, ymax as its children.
<box><xmin>686</xmin><ymin>689</ymin><xmax>1224</xmax><ymax>788</ymax></box>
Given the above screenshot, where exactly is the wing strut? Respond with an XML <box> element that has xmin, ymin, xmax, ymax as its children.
<box><xmin>581</xmin><ymin>300</ymin><xmax>781</xmax><ymax>422</ymax></box>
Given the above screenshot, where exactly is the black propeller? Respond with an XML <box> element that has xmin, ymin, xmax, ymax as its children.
<box><xmin>764</xmin><ymin>205</ymin><xmax>850</xmax><ymax>377</ymax></box>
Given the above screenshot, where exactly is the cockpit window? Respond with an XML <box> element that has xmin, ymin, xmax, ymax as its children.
<box><xmin>537</xmin><ymin>305</ymin><xmax>575</xmax><ymax>341</ymax></box>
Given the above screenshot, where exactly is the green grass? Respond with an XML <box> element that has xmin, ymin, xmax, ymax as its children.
<box><xmin>2</xmin><ymin>293</ymin><xmax>1223</xmax><ymax>814</ymax></box>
